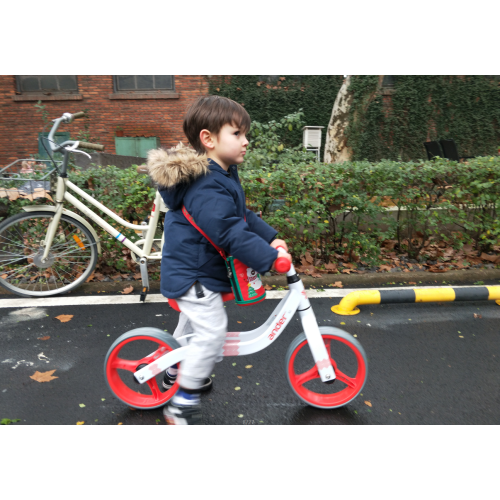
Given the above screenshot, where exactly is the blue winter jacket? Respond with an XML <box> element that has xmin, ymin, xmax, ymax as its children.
<box><xmin>147</xmin><ymin>145</ymin><xmax>278</xmax><ymax>299</ymax></box>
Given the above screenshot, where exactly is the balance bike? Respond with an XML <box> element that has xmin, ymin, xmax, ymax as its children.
<box><xmin>104</xmin><ymin>257</ymin><xmax>368</xmax><ymax>410</ymax></box>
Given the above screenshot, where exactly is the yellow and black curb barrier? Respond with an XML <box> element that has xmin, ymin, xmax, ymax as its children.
<box><xmin>331</xmin><ymin>286</ymin><xmax>500</xmax><ymax>316</ymax></box>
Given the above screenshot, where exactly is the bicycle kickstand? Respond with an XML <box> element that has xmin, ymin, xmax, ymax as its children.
<box><xmin>139</xmin><ymin>257</ymin><xmax>149</xmax><ymax>303</ymax></box>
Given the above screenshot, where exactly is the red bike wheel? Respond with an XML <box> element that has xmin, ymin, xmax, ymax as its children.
<box><xmin>104</xmin><ymin>327</ymin><xmax>180</xmax><ymax>409</ymax></box>
<box><xmin>286</xmin><ymin>327</ymin><xmax>368</xmax><ymax>409</ymax></box>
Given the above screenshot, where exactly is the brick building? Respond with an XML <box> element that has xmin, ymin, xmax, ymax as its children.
<box><xmin>0</xmin><ymin>75</ymin><xmax>210</xmax><ymax>166</ymax></box>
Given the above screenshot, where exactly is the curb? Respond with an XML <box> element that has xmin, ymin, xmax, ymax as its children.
<box><xmin>2</xmin><ymin>268</ymin><xmax>499</xmax><ymax>297</ymax></box>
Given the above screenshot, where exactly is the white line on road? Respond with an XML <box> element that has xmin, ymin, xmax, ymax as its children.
<box><xmin>0</xmin><ymin>284</ymin><xmax>490</xmax><ymax>308</ymax></box>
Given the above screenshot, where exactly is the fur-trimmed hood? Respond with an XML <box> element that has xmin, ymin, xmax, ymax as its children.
<box><xmin>147</xmin><ymin>143</ymin><xmax>209</xmax><ymax>189</ymax></box>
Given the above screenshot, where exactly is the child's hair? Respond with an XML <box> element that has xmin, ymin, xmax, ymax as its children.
<box><xmin>183</xmin><ymin>95</ymin><xmax>251</xmax><ymax>154</ymax></box>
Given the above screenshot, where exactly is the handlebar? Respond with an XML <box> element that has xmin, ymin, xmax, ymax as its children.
<box><xmin>78</xmin><ymin>141</ymin><xmax>105</xmax><ymax>151</ymax></box>
<box><xmin>274</xmin><ymin>245</ymin><xmax>291</xmax><ymax>273</ymax></box>
<box><xmin>71</xmin><ymin>111</ymin><xmax>86</xmax><ymax>120</ymax></box>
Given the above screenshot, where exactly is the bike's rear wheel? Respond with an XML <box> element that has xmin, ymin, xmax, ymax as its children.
<box><xmin>0</xmin><ymin>211</ymin><xmax>97</xmax><ymax>297</ymax></box>
<box><xmin>104</xmin><ymin>328</ymin><xmax>180</xmax><ymax>409</ymax></box>
<box><xmin>285</xmin><ymin>326</ymin><xmax>368</xmax><ymax>409</ymax></box>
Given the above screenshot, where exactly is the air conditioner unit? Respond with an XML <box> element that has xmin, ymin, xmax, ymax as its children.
<box><xmin>302</xmin><ymin>126</ymin><xmax>324</xmax><ymax>161</ymax></box>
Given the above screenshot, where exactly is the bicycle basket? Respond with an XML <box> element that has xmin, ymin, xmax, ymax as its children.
<box><xmin>0</xmin><ymin>159</ymin><xmax>58</xmax><ymax>202</ymax></box>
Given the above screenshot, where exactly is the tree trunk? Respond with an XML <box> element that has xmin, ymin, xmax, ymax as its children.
<box><xmin>323</xmin><ymin>76</ymin><xmax>354</xmax><ymax>163</ymax></box>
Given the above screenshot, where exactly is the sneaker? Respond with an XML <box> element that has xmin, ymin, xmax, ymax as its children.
<box><xmin>163</xmin><ymin>400</ymin><xmax>202</xmax><ymax>425</ymax></box>
<box><xmin>162</xmin><ymin>372</ymin><xmax>213</xmax><ymax>392</ymax></box>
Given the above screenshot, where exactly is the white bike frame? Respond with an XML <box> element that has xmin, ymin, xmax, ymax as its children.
<box><xmin>133</xmin><ymin>263</ymin><xmax>336</xmax><ymax>385</ymax></box>
<box><xmin>30</xmin><ymin>177</ymin><xmax>167</xmax><ymax>262</ymax></box>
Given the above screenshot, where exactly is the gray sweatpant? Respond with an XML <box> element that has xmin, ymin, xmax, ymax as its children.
<box><xmin>172</xmin><ymin>283</ymin><xmax>228</xmax><ymax>390</ymax></box>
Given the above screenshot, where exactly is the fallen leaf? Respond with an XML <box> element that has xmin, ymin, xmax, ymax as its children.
<box><xmin>378</xmin><ymin>265</ymin><xmax>392</xmax><ymax>272</ymax></box>
<box><xmin>37</xmin><ymin>336</ymin><xmax>50</xmax><ymax>341</ymax></box>
<box><xmin>55</xmin><ymin>314</ymin><xmax>73</xmax><ymax>323</ymax></box>
<box><xmin>474</xmin><ymin>313</ymin><xmax>482</xmax><ymax>319</ymax></box>
<box><xmin>480</xmin><ymin>252</ymin><xmax>498</xmax><ymax>263</ymax></box>
<box><xmin>79</xmin><ymin>404</ymin><xmax>86</xmax><ymax>408</ymax></box>
<box><xmin>118</xmin><ymin>422</ymin><xmax>123</xmax><ymax>425</ymax></box>
<box><xmin>245</xmin><ymin>365</ymin><xmax>252</xmax><ymax>369</ymax></box>
<box><xmin>234</xmin><ymin>387</ymin><xmax>241</xmax><ymax>391</ymax></box>
<box><xmin>264</xmin><ymin>284</ymin><xmax>272</xmax><ymax>290</ymax></box>
<box><xmin>238</xmin><ymin>414</ymin><xmax>244</xmax><ymax>418</ymax></box>
<box><xmin>340</xmin><ymin>322</ymin><xmax>346</xmax><ymax>325</ymax></box>
<box><xmin>232</xmin><ymin>362</ymin><xmax>236</xmax><ymax>366</ymax></box>
<box><xmin>365</xmin><ymin>401</ymin><xmax>372</xmax><ymax>407</ymax></box>
<box><xmin>121</xmin><ymin>285</ymin><xmax>134</xmax><ymax>295</ymax></box>
<box><xmin>133</xmin><ymin>273</ymin><xmax>142</xmax><ymax>280</ymax></box>
<box><xmin>30</xmin><ymin>370</ymin><xmax>58</xmax><ymax>383</ymax></box>
<box><xmin>76</xmin><ymin>421</ymin><xmax>85</xmax><ymax>425</ymax></box>
<box><xmin>1</xmin><ymin>274</ymin><xmax>7</xmax><ymax>279</ymax></box>
<box><xmin>85</xmin><ymin>272</ymin><xmax>95</xmax><ymax>283</ymax></box>
<box><xmin>408</xmin><ymin>282</ymin><xmax>417</xmax><ymax>285</ymax></box>
<box><xmin>237</xmin><ymin>321</ymin><xmax>242</xmax><ymax>324</ymax></box>
<box><xmin>312</xmin><ymin>273</ymin><xmax>323</xmax><ymax>278</ymax></box>
<box><xmin>237</xmin><ymin>376</ymin><xmax>242</xmax><ymax>379</ymax></box>
<box><xmin>332</xmin><ymin>281</ymin><xmax>343</xmax><ymax>288</ymax></box>
<box><xmin>304</xmin><ymin>251</ymin><xmax>314</xmax><ymax>264</ymax></box>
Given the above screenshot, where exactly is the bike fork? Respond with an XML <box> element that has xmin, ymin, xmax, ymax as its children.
<box><xmin>139</xmin><ymin>257</ymin><xmax>149</xmax><ymax>302</ymax></box>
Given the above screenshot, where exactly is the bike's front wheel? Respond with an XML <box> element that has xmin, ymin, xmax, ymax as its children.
<box><xmin>285</xmin><ymin>326</ymin><xmax>368</xmax><ymax>409</ymax></box>
<box><xmin>104</xmin><ymin>328</ymin><xmax>180</xmax><ymax>409</ymax></box>
<box><xmin>0</xmin><ymin>211</ymin><xmax>97</xmax><ymax>297</ymax></box>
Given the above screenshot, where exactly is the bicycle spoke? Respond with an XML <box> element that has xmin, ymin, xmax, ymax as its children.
<box><xmin>111</xmin><ymin>358</ymin><xmax>139</xmax><ymax>372</ymax></box>
<box><xmin>332</xmin><ymin>366</ymin><xmax>357</xmax><ymax>389</ymax></box>
<box><xmin>294</xmin><ymin>365</ymin><xmax>320</xmax><ymax>386</ymax></box>
<box><xmin>146</xmin><ymin>378</ymin><xmax>162</xmax><ymax>401</ymax></box>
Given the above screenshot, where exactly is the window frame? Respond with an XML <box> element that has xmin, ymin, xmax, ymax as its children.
<box><xmin>15</xmin><ymin>75</ymin><xmax>79</xmax><ymax>94</ymax></box>
<box><xmin>112</xmin><ymin>75</ymin><xmax>176</xmax><ymax>93</ymax></box>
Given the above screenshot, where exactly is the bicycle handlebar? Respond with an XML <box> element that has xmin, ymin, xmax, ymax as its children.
<box><xmin>274</xmin><ymin>245</ymin><xmax>291</xmax><ymax>273</ymax></box>
<box><xmin>71</xmin><ymin>112</ymin><xmax>86</xmax><ymax>120</ymax></box>
<box><xmin>78</xmin><ymin>141</ymin><xmax>105</xmax><ymax>151</ymax></box>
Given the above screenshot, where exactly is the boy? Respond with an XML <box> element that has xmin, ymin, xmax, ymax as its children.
<box><xmin>147</xmin><ymin>95</ymin><xmax>291</xmax><ymax>425</ymax></box>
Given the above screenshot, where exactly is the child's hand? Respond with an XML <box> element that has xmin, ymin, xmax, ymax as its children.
<box><xmin>270</xmin><ymin>239</ymin><xmax>288</xmax><ymax>252</ymax></box>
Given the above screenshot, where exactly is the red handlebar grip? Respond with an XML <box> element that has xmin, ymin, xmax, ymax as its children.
<box><xmin>275</xmin><ymin>257</ymin><xmax>291</xmax><ymax>273</ymax></box>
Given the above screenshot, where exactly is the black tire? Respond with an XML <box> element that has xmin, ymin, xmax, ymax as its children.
<box><xmin>0</xmin><ymin>211</ymin><xmax>97</xmax><ymax>297</ymax></box>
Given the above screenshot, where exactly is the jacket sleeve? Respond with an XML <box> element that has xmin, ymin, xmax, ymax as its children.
<box><xmin>187</xmin><ymin>180</ymin><xmax>278</xmax><ymax>274</ymax></box>
<box><xmin>245</xmin><ymin>209</ymin><xmax>278</xmax><ymax>243</ymax></box>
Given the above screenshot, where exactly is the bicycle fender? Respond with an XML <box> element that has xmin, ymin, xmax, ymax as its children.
<box><xmin>21</xmin><ymin>205</ymin><xmax>102</xmax><ymax>254</ymax></box>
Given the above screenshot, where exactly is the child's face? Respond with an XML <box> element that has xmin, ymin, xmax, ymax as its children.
<box><xmin>208</xmin><ymin>122</ymin><xmax>249</xmax><ymax>170</ymax></box>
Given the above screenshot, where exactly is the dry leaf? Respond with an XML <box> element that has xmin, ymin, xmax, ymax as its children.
<box><xmin>55</xmin><ymin>314</ymin><xmax>73</xmax><ymax>323</ymax></box>
<box><xmin>30</xmin><ymin>370</ymin><xmax>58</xmax><ymax>383</ymax></box>
<box><xmin>37</xmin><ymin>336</ymin><xmax>50</xmax><ymax>341</ymax></box>
<box><xmin>304</xmin><ymin>251</ymin><xmax>314</xmax><ymax>264</ymax></box>
<box><xmin>364</xmin><ymin>401</ymin><xmax>372</xmax><ymax>407</ymax></box>
<box><xmin>1</xmin><ymin>273</ymin><xmax>7</xmax><ymax>279</ymax></box>
<box><xmin>264</xmin><ymin>284</ymin><xmax>272</xmax><ymax>290</ymax></box>
<box><xmin>341</xmin><ymin>269</ymin><xmax>351</xmax><ymax>274</ymax></box>
<box><xmin>85</xmin><ymin>272</ymin><xmax>95</xmax><ymax>283</ymax></box>
<box><xmin>245</xmin><ymin>365</ymin><xmax>252</xmax><ymax>369</ymax></box>
<box><xmin>133</xmin><ymin>273</ymin><xmax>142</xmax><ymax>280</ymax></box>
<box><xmin>474</xmin><ymin>313</ymin><xmax>482</xmax><ymax>319</ymax></box>
<box><xmin>378</xmin><ymin>265</ymin><xmax>392</xmax><ymax>272</ymax></box>
<box><xmin>312</xmin><ymin>273</ymin><xmax>322</xmax><ymax>278</ymax></box>
<box><xmin>481</xmin><ymin>252</ymin><xmax>499</xmax><ymax>263</ymax></box>
<box><xmin>237</xmin><ymin>376</ymin><xmax>242</xmax><ymax>379</ymax></box>
<box><xmin>121</xmin><ymin>285</ymin><xmax>134</xmax><ymax>295</ymax></box>
<box><xmin>237</xmin><ymin>321</ymin><xmax>242</xmax><ymax>323</ymax></box>
<box><xmin>409</xmin><ymin>282</ymin><xmax>417</xmax><ymax>285</ymax></box>
<box><xmin>76</xmin><ymin>421</ymin><xmax>85</xmax><ymax>425</ymax></box>
<box><xmin>332</xmin><ymin>281</ymin><xmax>343</xmax><ymax>288</ymax></box>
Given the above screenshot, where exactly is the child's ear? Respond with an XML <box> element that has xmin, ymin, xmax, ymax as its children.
<box><xmin>200</xmin><ymin>129</ymin><xmax>214</xmax><ymax>150</ymax></box>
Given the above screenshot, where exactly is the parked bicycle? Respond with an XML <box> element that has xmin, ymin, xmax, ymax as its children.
<box><xmin>104</xmin><ymin>255</ymin><xmax>368</xmax><ymax>410</ymax></box>
<box><xmin>0</xmin><ymin>111</ymin><xmax>165</xmax><ymax>301</ymax></box>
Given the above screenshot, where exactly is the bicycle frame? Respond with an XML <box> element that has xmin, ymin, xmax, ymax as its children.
<box><xmin>38</xmin><ymin>175</ymin><xmax>166</xmax><ymax>262</ymax></box>
<box><xmin>132</xmin><ymin>264</ymin><xmax>336</xmax><ymax>385</ymax></box>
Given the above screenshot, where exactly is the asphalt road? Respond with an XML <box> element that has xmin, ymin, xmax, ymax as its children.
<box><xmin>1</xmin><ymin>290</ymin><xmax>499</xmax><ymax>425</ymax></box>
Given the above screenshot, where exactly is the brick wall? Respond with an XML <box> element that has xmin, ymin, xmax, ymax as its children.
<box><xmin>0</xmin><ymin>75</ymin><xmax>210</xmax><ymax>166</ymax></box>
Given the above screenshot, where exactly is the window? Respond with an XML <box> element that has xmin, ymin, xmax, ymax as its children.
<box><xmin>17</xmin><ymin>75</ymin><xmax>78</xmax><ymax>93</ymax></box>
<box><xmin>114</xmin><ymin>75</ymin><xmax>174</xmax><ymax>92</ymax></box>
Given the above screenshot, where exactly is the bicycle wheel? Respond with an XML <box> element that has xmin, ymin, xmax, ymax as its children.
<box><xmin>285</xmin><ymin>326</ymin><xmax>368</xmax><ymax>409</ymax></box>
<box><xmin>104</xmin><ymin>327</ymin><xmax>180</xmax><ymax>409</ymax></box>
<box><xmin>0</xmin><ymin>211</ymin><xmax>97</xmax><ymax>297</ymax></box>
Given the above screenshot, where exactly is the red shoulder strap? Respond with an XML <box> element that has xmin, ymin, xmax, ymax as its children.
<box><xmin>182</xmin><ymin>205</ymin><xmax>226</xmax><ymax>260</ymax></box>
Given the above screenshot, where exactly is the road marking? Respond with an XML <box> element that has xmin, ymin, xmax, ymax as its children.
<box><xmin>0</xmin><ymin>285</ymin><xmax>491</xmax><ymax>308</ymax></box>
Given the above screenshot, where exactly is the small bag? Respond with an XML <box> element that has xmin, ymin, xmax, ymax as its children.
<box><xmin>182</xmin><ymin>205</ymin><xmax>266</xmax><ymax>306</ymax></box>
